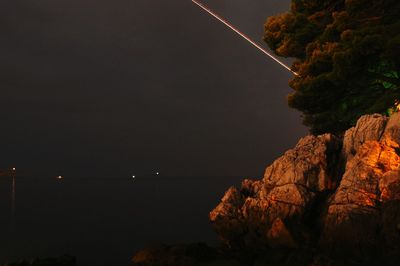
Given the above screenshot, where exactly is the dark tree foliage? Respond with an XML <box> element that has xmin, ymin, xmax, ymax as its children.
<box><xmin>264</xmin><ymin>0</ymin><xmax>400</xmax><ymax>134</ymax></box>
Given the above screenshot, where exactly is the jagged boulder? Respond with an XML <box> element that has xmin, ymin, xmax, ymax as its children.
<box><xmin>323</xmin><ymin>112</ymin><xmax>400</xmax><ymax>254</ymax></box>
<box><xmin>210</xmin><ymin>133</ymin><xmax>341</xmax><ymax>248</ymax></box>
<box><xmin>211</xmin><ymin>112</ymin><xmax>400</xmax><ymax>258</ymax></box>
<box><xmin>342</xmin><ymin>114</ymin><xmax>388</xmax><ymax>162</ymax></box>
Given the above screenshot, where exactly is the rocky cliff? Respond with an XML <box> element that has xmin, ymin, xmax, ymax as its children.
<box><xmin>210</xmin><ymin>113</ymin><xmax>400</xmax><ymax>264</ymax></box>
<box><xmin>132</xmin><ymin>113</ymin><xmax>400</xmax><ymax>266</ymax></box>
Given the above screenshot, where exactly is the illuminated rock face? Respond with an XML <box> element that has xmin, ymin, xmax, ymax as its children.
<box><xmin>210</xmin><ymin>113</ymin><xmax>400</xmax><ymax>254</ymax></box>
<box><xmin>323</xmin><ymin>112</ymin><xmax>400</xmax><ymax>254</ymax></box>
<box><xmin>210</xmin><ymin>133</ymin><xmax>342</xmax><ymax>248</ymax></box>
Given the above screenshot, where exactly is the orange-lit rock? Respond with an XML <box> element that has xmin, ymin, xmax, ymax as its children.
<box><xmin>211</xmin><ymin>113</ymin><xmax>400</xmax><ymax>256</ymax></box>
<box><xmin>342</xmin><ymin>114</ymin><xmax>388</xmax><ymax>162</ymax></box>
<box><xmin>267</xmin><ymin>218</ymin><xmax>297</xmax><ymax>248</ymax></box>
<box><xmin>210</xmin><ymin>133</ymin><xmax>341</xmax><ymax>248</ymax></box>
<box><xmin>322</xmin><ymin>113</ymin><xmax>400</xmax><ymax>253</ymax></box>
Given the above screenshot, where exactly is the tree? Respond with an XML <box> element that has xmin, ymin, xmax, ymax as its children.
<box><xmin>264</xmin><ymin>0</ymin><xmax>400</xmax><ymax>134</ymax></box>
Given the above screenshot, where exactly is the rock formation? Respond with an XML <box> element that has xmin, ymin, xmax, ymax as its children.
<box><xmin>210</xmin><ymin>133</ymin><xmax>341</xmax><ymax>249</ymax></box>
<box><xmin>210</xmin><ymin>113</ymin><xmax>400</xmax><ymax>263</ymax></box>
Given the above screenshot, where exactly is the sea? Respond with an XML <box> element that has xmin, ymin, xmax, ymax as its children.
<box><xmin>0</xmin><ymin>175</ymin><xmax>244</xmax><ymax>266</ymax></box>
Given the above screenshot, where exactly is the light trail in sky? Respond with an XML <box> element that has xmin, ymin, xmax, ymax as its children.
<box><xmin>192</xmin><ymin>0</ymin><xmax>298</xmax><ymax>76</ymax></box>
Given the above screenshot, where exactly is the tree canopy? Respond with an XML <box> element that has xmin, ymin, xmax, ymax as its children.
<box><xmin>264</xmin><ymin>0</ymin><xmax>400</xmax><ymax>134</ymax></box>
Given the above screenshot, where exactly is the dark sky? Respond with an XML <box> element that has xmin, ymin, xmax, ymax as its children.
<box><xmin>0</xmin><ymin>0</ymin><xmax>307</xmax><ymax>178</ymax></box>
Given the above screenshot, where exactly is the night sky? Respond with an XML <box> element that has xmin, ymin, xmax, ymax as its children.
<box><xmin>0</xmin><ymin>0</ymin><xmax>306</xmax><ymax>178</ymax></box>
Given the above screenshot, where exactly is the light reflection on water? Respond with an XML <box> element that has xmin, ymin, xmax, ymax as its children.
<box><xmin>11</xmin><ymin>176</ymin><xmax>16</xmax><ymax>233</ymax></box>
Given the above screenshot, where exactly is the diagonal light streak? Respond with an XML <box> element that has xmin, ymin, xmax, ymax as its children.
<box><xmin>192</xmin><ymin>0</ymin><xmax>298</xmax><ymax>75</ymax></box>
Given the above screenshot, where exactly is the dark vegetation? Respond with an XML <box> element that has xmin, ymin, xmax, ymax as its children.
<box><xmin>4</xmin><ymin>255</ymin><xmax>76</xmax><ymax>266</ymax></box>
<box><xmin>264</xmin><ymin>0</ymin><xmax>400</xmax><ymax>134</ymax></box>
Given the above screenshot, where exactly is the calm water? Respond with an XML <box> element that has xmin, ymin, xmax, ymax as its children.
<box><xmin>0</xmin><ymin>175</ymin><xmax>244</xmax><ymax>266</ymax></box>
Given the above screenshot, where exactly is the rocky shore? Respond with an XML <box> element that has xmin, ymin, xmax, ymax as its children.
<box><xmin>132</xmin><ymin>113</ymin><xmax>400</xmax><ymax>266</ymax></box>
